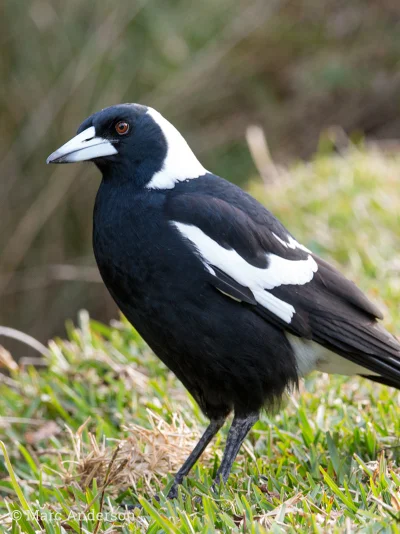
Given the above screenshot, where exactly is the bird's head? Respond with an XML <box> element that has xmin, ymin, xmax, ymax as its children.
<box><xmin>47</xmin><ymin>103</ymin><xmax>206</xmax><ymax>189</ymax></box>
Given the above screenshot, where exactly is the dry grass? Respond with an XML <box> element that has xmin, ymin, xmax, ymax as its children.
<box><xmin>64</xmin><ymin>411</ymin><xmax>210</xmax><ymax>497</ymax></box>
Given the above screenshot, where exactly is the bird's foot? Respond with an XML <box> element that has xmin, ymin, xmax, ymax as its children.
<box><xmin>165</xmin><ymin>483</ymin><xmax>179</xmax><ymax>500</ymax></box>
<box><xmin>119</xmin><ymin>474</ymin><xmax>222</xmax><ymax>510</ymax></box>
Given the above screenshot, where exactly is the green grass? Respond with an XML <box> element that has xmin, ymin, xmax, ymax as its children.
<box><xmin>1</xmin><ymin>148</ymin><xmax>400</xmax><ymax>533</ymax></box>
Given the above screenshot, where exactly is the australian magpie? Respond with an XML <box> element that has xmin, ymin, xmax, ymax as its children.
<box><xmin>47</xmin><ymin>103</ymin><xmax>400</xmax><ymax>498</ymax></box>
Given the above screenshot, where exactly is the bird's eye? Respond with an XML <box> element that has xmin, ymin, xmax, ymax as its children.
<box><xmin>115</xmin><ymin>121</ymin><xmax>129</xmax><ymax>135</ymax></box>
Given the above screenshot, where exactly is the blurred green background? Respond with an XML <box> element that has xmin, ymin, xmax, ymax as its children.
<box><xmin>2</xmin><ymin>0</ymin><xmax>400</xmax><ymax>355</ymax></box>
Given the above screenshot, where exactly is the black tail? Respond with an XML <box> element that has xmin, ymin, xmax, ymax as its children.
<box><xmin>360</xmin><ymin>374</ymin><xmax>400</xmax><ymax>390</ymax></box>
<box><xmin>311</xmin><ymin>314</ymin><xmax>400</xmax><ymax>387</ymax></box>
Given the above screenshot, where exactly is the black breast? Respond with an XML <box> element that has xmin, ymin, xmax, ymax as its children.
<box><xmin>92</xmin><ymin>179</ymin><xmax>298</xmax><ymax>419</ymax></box>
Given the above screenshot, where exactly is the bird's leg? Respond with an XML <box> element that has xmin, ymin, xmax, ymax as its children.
<box><xmin>212</xmin><ymin>412</ymin><xmax>259</xmax><ymax>489</ymax></box>
<box><xmin>166</xmin><ymin>417</ymin><xmax>226</xmax><ymax>499</ymax></box>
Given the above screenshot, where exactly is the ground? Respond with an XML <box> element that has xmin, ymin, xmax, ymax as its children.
<box><xmin>1</xmin><ymin>146</ymin><xmax>400</xmax><ymax>533</ymax></box>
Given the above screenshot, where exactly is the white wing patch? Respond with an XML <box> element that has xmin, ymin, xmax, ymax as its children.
<box><xmin>173</xmin><ymin>222</ymin><xmax>318</xmax><ymax>323</ymax></box>
<box><xmin>255</xmin><ymin>291</ymin><xmax>296</xmax><ymax>323</ymax></box>
<box><xmin>273</xmin><ymin>233</ymin><xmax>311</xmax><ymax>253</ymax></box>
<box><xmin>145</xmin><ymin>108</ymin><xmax>207</xmax><ymax>189</ymax></box>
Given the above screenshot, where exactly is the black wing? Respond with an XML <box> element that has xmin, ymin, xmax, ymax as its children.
<box><xmin>167</xmin><ymin>180</ymin><xmax>400</xmax><ymax>385</ymax></box>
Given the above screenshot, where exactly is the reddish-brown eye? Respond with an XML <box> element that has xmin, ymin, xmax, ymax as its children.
<box><xmin>115</xmin><ymin>121</ymin><xmax>129</xmax><ymax>135</ymax></box>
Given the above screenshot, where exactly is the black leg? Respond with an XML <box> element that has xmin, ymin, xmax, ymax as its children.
<box><xmin>212</xmin><ymin>412</ymin><xmax>258</xmax><ymax>488</ymax></box>
<box><xmin>166</xmin><ymin>417</ymin><xmax>226</xmax><ymax>499</ymax></box>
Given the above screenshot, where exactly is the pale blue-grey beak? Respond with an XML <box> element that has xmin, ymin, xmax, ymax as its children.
<box><xmin>46</xmin><ymin>126</ymin><xmax>118</xmax><ymax>164</ymax></box>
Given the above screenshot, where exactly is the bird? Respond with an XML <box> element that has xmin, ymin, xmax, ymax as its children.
<box><xmin>47</xmin><ymin>103</ymin><xmax>400</xmax><ymax>499</ymax></box>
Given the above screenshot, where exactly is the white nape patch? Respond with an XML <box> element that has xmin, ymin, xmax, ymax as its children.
<box><xmin>46</xmin><ymin>126</ymin><xmax>118</xmax><ymax>164</ymax></box>
<box><xmin>286</xmin><ymin>333</ymin><xmax>378</xmax><ymax>377</ymax></box>
<box><xmin>173</xmin><ymin>222</ymin><xmax>318</xmax><ymax>323</ymax></box>
<box><xmin>273</xmin><ymin>233</ymin><xmax>311</xmax><ymax>253</ymax></box>
<box><xmin>145</xmin><ymin>108</ymin><xmax>207</xmax><ymax>189</ymax></box>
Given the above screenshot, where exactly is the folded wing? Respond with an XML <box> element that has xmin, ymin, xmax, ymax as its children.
<box><xmin>167</xmin><ymin>187</ymin><xmax>400</xmax><ymax>386</ymax></box>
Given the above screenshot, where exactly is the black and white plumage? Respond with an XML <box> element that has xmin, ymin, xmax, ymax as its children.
<box><xmin>47</xmin><ymin>103</ymin><xmax>400</xmax><ymax>497</ymax></box>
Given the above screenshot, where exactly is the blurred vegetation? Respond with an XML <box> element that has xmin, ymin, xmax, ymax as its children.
<box><xmin>1</xmin><ymin>0</ymin><xmax>400</xmax><ymax>352</ymax></box>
